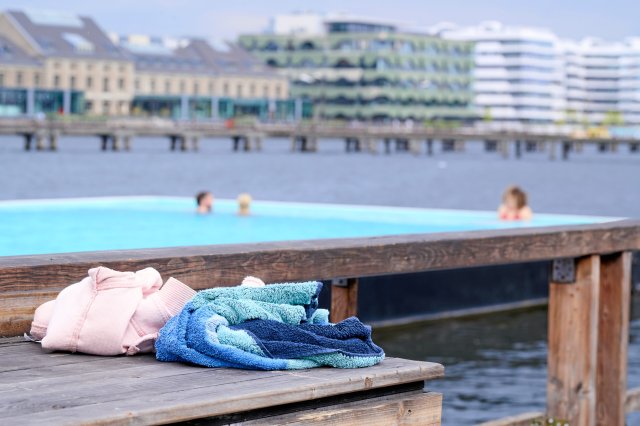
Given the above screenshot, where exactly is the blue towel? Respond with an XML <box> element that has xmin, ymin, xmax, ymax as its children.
<box><xmin>155</xmin><ymin>281</ymin><xmax>385</xmax><ymax>370</ymax></box>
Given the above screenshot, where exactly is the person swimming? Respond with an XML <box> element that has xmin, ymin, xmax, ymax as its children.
<box><xmin>195</xmin><ymin>191</ymin><xmax>214</xmax><ymax>214</ymax></box>
<box><xmin>498</xmin><ymin>186</ymin><xmax>532</xmax><ymax>221</ymax></box>
<box><xmin>237</xmin><ymin>193</ymin><xmax>252</xmax><ymax>216</ymax></box>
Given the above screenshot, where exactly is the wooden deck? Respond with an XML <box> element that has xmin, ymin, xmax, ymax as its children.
<box><xmin>0</xmin><ymin>338</ymin><xmax>443</xmax><ymax>425</ymax></box>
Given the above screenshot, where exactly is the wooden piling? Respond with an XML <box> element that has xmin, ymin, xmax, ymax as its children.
<box><xmin>596</xmin><ymin>252</ymin><xmax>631</xmax><ymax>426</ymax></box>
<box><xmin>547</xmin><ymin>255</ymin><xmax>600</xmax><ymax>425</ymax></box>
<box><xmin>330</xmin><ymin>278</ymin><xmax>359</xmax><ymax>323</ymax></box>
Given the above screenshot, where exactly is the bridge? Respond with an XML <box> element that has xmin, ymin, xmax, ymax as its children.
<box><xmin>1</xmin><ymin>117</ymin><xmax>639</xmax><ymax>160</ymax></box>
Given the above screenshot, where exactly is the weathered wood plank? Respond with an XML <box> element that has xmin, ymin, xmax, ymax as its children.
<box><xmin>330</xmin><ymin>278</ymin><xmax>358</xmax><ymax>323</ymax></box>
<box><xmin>237</xmin><ymin>390</ymin><xmax>442</xmax><ymax>425</ymax></box>
<box><xmin>596</xmin><ymin>252</ymin><xmax>631</xmax><ymax>425</ymax></box>
<box><xmin>1</xmin><ymin>220</ymin><xmax>638</xmax><ymax>337</ymax></box>
<box><xmin>0</xmin><ymin>348</ymin><xmax>443</xmax><ymax>425</ymax></box>
<box><xmin>547</xmin><ymin>255</ymin><xmax>600</xmax><ymax>426</ymax></box>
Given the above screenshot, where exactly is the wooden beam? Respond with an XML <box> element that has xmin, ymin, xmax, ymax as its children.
<box><xmin>0</xmin><ymin>220</ymin><xmax>638</xmax><ymax>336</ymax></box>
<box><xmin>596</xmin><ymin>252</ymin><xmax>631</xmax><ymax>425</ymax></box>
<box><xmin>547</xmin><ymin>255</ymin><xmax>600</xmax><ymax>425</ymax></box>
<box><xmin>330</xmin><ymin>278</ymin><xmax>359</xmax><ymax>323</ymax></box>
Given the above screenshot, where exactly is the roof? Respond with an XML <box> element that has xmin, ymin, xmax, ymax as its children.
<box><xmin>5</xmin><ymin>10</ymin><xmax>129</xmax><ymax>60</ymax></box>
<box><xmin>121</xmin><ymin>36</ymin><xmax>280</xmax><ymax>77</ymax></box>
<box><xmin>0</xmin><ymin>34</ymin><xmax>41</xmax><ymax>66</ymax></box>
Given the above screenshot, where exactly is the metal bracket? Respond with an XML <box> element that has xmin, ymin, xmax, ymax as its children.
<box><xmin>552</xmin><ymin>258</ymin><xmax>576</xmax><ymax>283</ymax></box>
<box><xmin>331</xmin><ymin>278</ymin><xmax>348</xmax><ymax>287</ymax></box>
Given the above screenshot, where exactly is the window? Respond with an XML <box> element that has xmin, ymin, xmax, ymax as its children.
<box><xmin>237</xmin><ymin>84</ymin><xmax>243</xmax><ymax>97</ymax></box>
<box><xmin>54</xmin><ymin>75</ymin><xmax>60</xmax><ymax>88</ymax></box>
<box><xmin>223</xmin><ymin>82</ymin><xmax>229</xmax><ymax>96</ymax></box>
<box><xmin>103</xmin><ymin>78</ymin><xmax>109</xmax><ymax>92</ymax></box>
<box><xmin>263</xmin><ymin>85</ymin><xmax>269</xmax><ymax>98</ymax></box>
<box><xmin>118</xmin><ymin>78</ymin><xmax>125</xmax><ymax>90</ymax></box>
<box><xmin>85</xmin><ymin>100</ymin><xmax>93</xmax><ymax>112</ymax></box>
<box><xmin>134</xmin><ymin>79</ymin><xmax>140</xmax><ymax>91</ymax></box>
<box><xmin>275</xmin><ymin>85</ymin><xmax>281</xmax><ymax>98</ymax></box>
<box><xmin>208</xmin><ymin>81</ymin><xmax>214</xmax><ymax>95</ymax></box>
<box><xmin>179</xmin><ymin>80</ymin><xmax>185</xmax><ymax>92</ymax></box>
<box><xmin>249</xmin><ymin>84</ymin><xmax>255</xmax><ymax>97</ymax></box>
<box><xmin>87</xmin><ymin>76</ymin><xmax>93</xmax><ymax>89</ymax></box>
<box><xmin>103</xmin><ymin>101</ymin><xmax>110</xmax><ymax>114</ymax></box>
<box><xmin>193</xmin><ymin>82</ymin><xmax>199</xmax><ymax>95</ymax></box>
<box><xmin>33</xmin><ymin>73</ymin><xmax>40</xmax><ymax>87</ymax></box>
<box><xmin>165</xmin><ymin>80</ymin><xmax>171</xmax><ymax>94</ymax></box>
<box><xmin>70</xmin><ymin>76</ymin><xmax>76</xmax><ymax>89</ymax></box>
<box><xmin>16</xmin><ymin>72</ymin><xmax>23</xmax><ymax>86</ymax></box>
<box><xmin>150</xmin><ymin>79</ymin><xmax>156</xmax><ymax>92</ymax></box>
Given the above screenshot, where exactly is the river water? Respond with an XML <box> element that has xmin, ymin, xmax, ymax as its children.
<box><xmin>1</xmin><ymin>135</ymin><xmax>639</xmax><ymax>424</ymax></box>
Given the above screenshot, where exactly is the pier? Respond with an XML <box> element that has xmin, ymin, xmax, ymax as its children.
<box><xmin>2</xmin><ymin>117</ymin><xmax>640</xmax><ymax>160</ymax></box>
<box><xmin>1</xmin><ymin>220</ymin><xmax>639</xmax><ymax>424</ymax></box>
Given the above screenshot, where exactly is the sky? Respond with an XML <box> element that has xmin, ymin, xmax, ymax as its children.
<box><xmin>0</xmin><ymin>0</ymin><xmax>638</xmax><ymax>42</ymax></box>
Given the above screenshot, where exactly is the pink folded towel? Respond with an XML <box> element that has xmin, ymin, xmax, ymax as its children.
<box><xmin>29</xmin><ymin>266</ymin><xmax>196</xmax><ymax>356</ymax></box>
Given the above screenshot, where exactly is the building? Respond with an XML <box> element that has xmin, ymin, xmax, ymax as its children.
<box><xmin>0</xmin><ymin>9</ymin><xmax>133</xmax><ymax>115</ymax></box>
<box><xmin>560</xmin><ymin>38</ymin><xmax>640</xmax><ymax>126</ymax></box>
<box><xmin>239</xmin><ymin>13</ymin><xmax>476</xmax><ymax>123</ymax></box>
<box><xmin>113</xmin><ymin>35</ymin><xmax>301</xmax><ymax>121</ymax></box>
<box><xmin>435</xmin><ymin>21</ymin><xmax>565</xmax><ymax>126</ymax></box>
<box><xmin>0</xmin><ymin>9</ymin><xmax>298</xmax><ymax>119</ymax></box>
<box><xmin>436</xmin><ymin>21</ymin><xmax>640</xmax><ymax>126</ymax></box>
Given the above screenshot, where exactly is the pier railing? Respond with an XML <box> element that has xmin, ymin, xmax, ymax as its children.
<box><xmin>1</xmin><ymin>219</ymin><xmax>639</xmax><ymax>425</ymax></box>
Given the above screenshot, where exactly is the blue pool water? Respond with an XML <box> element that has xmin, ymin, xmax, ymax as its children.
<box><xmin>0</xmin><ymin>196</ymin><xmax>617</xmax><ymax>257</ymax></box>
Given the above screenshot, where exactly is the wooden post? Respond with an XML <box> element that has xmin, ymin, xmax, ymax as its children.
<box><xmin>330</xmin><ymin>278</ymin><xmax>359</xmax><ymax>323</ymax></box>
<box><xmin>547</xmin><ymin>255</ymin><xmax>600</xmax><ymax>425</ymax></box>
<box><xmin>23</xmin><ymin>133</ymin><xmax>33</xmax><ymax>151</ymax></box>
<box><xmin>596</xmin><ymin>252</ymin><xmax>631</xmax><ymax>426</ymax></box>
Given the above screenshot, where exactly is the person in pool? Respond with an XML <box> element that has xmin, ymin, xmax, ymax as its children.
<box><xmin>196</xmin><ymin>191</ymin><xmax>214</xmax><ymax>214</ymax></box>
<box><xmin>498</xmin><ymin>186</ymin><xmax>532</xmax><ymax>221</ymax></box>
<box><xmin>237</xmin><ymin>193</ymin><xmax>252</xmax><ymax>216</ymax></box>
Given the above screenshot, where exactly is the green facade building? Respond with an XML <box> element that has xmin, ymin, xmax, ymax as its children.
<box><xmin>239</xmin><ymin>17</ymin><xmax>476</xmax><ymax>122</ymax></box>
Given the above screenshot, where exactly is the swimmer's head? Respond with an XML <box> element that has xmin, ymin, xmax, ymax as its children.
<box><xmin>237</xmin><ymin>193</ymin><xmax>252</xmax><ymax>216</ymax></box>
<box><xmin>502</xmin><ymin>186</ymin><xmax>527</xmax><ymax>210</ymax></box>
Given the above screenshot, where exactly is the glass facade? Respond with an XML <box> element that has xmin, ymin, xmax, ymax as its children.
<box><xmin>0</xmin><ymin>88</ymin><xmax>84</xmax><ymax>116</ymax></box>
<box><xmin>131</xmin><ymin>95</ymin><xmax>312</xmax><ymax>121</ymax></box>
<box><xmin>239</xmin><ymin>31</ymin><xmax>476</xmax><ymax>122</ymax></box>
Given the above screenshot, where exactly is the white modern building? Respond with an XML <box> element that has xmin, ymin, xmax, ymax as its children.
<box><xmin>435</xmin><ymin>21</ymin><xmax>640</xmax><ymax>126</ymax></box>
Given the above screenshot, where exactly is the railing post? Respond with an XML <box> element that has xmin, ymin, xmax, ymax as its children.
<box><xmin>547</xmin><ymin>255</ymin><xmax>600</xmax><ymax>425</ymax></box>
<box><xmin>596</xmin><ymin>252</ymin><xmax>631</xmax><ymax>425</ymax></box>
<box><xmin>330</xmin><ymin>278</ymin><xmax>359</xmax><ymax>323</ymax></box>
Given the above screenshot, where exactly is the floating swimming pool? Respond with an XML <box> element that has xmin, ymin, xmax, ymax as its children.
<box><xmin>0</xmin><ymin>196</ymin><xmax>618</xmax><ymax>257</ymax></box>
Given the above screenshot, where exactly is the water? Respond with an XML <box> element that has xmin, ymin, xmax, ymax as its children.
<box><xmin>0</xmin><ymin>197</ymin><xmax>612</xmax><ymax>256</ymax></box>
<box><xmin>1</xmin><ymin>135</ymin><xmax>639</xmax><ymax>424</ymax></box>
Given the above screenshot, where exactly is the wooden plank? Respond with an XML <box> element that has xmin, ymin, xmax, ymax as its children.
<box><xmin>626</xmin><ymin>387</ymin><xmax>640</xmax><ymax>413</ymax></box>
<box><xmin>0</xmin><ymin>352</ymin><xmax>443</xmax><ymax>425</ymax></box>
<box><xmin>1</xmin><ymin>220</ymin><xmax>638</xmax><ymax>336</ymax></box>
<box><xmin>237</xmin><ymin>391</ymin><xmax>442</xmax><ymax>425</ymax></box>
<box><xmin>477</xmin><ymin>411</ymin><xmax>545</xmax><ymax>426</ymax></box>
<box><xmin>596</xmin><ymin>252</ymin><xmax>631</xmax><ymax>425</ymax></box>
<box><xmin>330</xmin><ymin>278</ymin><xmax>358</xmax><ymax>323</ymax></box>
<box><xmin>547</xmin><ymin>255</ymin><xmax>600</xmax><ymax>426</ymax></box>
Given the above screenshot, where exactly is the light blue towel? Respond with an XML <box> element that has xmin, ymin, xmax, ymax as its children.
<box><xmin>155</xmin><ymin>281</ymin><xmax>385</xmax><ymax>370</ymax></box>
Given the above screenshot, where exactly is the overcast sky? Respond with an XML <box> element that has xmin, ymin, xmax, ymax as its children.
<box><xmin>1</xmin><ymin>0</ymin><xmax>638</xmax><ymax>42</ymax></box>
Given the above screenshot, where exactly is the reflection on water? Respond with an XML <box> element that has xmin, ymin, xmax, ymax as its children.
<box><xmin>373</xmin><ymin>294</ymin><xmax>640</xmax><ymax>425</ymax></box>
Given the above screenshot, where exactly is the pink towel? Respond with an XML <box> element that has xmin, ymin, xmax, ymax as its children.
<box><xmin>30</xmin><ymin>266</ymin><xmax>196</xmax><ymax>356</ymax></box>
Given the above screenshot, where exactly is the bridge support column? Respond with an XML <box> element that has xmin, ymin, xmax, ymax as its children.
<box><xmin>190</xmin><ymin>135</ymin><xmax>199</xmax><ymax>152</ymax></box>
<box><xmin>243</xmin><ymin>136</ymin><xmax>251</xmax><ymax>152</ymax></box>
<box><xmin>112</xmin><ymin>134</ymin><xmax>121</xmax><ymax>151</ymax></box>
<box><xmin>562</xmin><ymin>141</ymin><xmax>571</xmax><ymax>160</ymax></box>
<box><xmin>253</xmin><ymin>134</ymin><xmax>263</xmax><ymax>152</ymax></box>
<box><xmin>500</xmin><ymin>141</ymin><xmax>509</xmax><ymax>159</ymax></box>
<box><xmin>630</xmin><ymin>142</ymin><xmax>639</xmax><ymax>153</ymax></box>
<box><xmin>409</xmin><ymin>139</ymin><xmax>421</xmax><ymax>156</ymax></box>
<box><xmin>308</xmin><ymin>136</ymin><xmax>318</xmax><ymax>152</ymax></box>
<box><xmin>123</xmin><ymin>135</ymin><xmax>132</xmax><ymax>151</ymax></box>
<box><xmin>100</xmin><ymin>135</ymin><xmax>109</xmax><ymax>151</ymax></box>
<box><xmin>290</xmin><ymin>136</ymin><xmax>297</xmax><ymax>152</ymax></box>
<box><xmin>36</xmin><ymin>132</ymin><xmax>46</xmax><ymax>151</ymax></box>
<box><xmin>180</xmin><ymin>135</ymin><xmax>188</xmax><ymax>152</ymax></box>
<box><xmin>233</xmin><ymin>136</ymin><xmax>241</xmax><ymax>152</ymax></box>
<box><xmin>366</xmin><ymin>138</ymin><xmax>377</xmax><ymax>154</ymax></box>
<box><xmin>23</xmin><ymin>133</ymin><xmax>34</xmax><ymax>151</ymax></box>
<box><xmin>48</xmin><ymin>132</ymin><xmax>59</xmax><ymax>151</ymax></box>
<box><xmin>484</xmin><ymin>140</ymin><xmax>497</xmax><ymax>152</ymax></box>
<box><xmin>384</xmin><ymin>138</ymin><xmax>391</xmax><ymax>154</ymax></box>
<box><xmin>549</xmin><ymin>141</ymin><xmax>558</xmax><ymax>161</ymax></box>
<box><xmin>515</xmin><ymin>140</ymin><xmax>522</xmax><ymax>159</ymax></box>
<box><xmin>426</xmin><ymin>139</ymin><xmax>433</xmax><ymax>156</ymax></box>
<box><xmin>170</xmin><ymin>135</ymin><xmax>178</xmax><ymax>151</ymax></box>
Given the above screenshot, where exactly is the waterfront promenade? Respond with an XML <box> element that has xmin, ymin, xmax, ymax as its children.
<box><xmin>2</xmin><ymin>117</ymin><xmax>640</xmax><ymax>160</ymax></box>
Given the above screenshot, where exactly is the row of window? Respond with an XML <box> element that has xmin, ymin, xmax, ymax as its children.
<box><xmin>266</xmin><ymin>57</ymin><xmax>472</xmax><ymax>73</ymax></box>
<box><xmin>51</xmin><ymin>61</ymin><xmax>129</xmax><ymax>73</ymax></box>
<box><xmin>250</xmin><ymin>40</ymin><xmax>469</xmax><ymax>56</ymax></box>
<box><xmin>134</xmin><ymin>79</ymin><xmax>283</xmax><ymax>98</ymax></box>
<box><xmin>0</xmin><ymin>70</ymin><xmax>127</xmax><ymax>92</ymax></box>
<box><xmin>320</xmin><ymin>98</ymin><xmax>470</xmax><ymax>107</ymax></box>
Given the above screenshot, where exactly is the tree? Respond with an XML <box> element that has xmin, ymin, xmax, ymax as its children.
<box><xmin>602</xmin><ymin>110</ymin><xmax>624</xmax><ymax>127</ymax></box>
